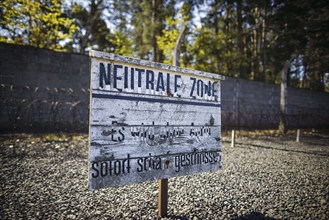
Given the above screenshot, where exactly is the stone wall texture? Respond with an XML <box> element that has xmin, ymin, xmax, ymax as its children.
<box><xmin>1</xmin><ymin>43</ymin><xmax>328</xmax><ymax>133</ymax></box>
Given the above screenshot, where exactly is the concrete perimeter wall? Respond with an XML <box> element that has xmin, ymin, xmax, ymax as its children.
<box><xmin>221</xmin><ymin>78</ymin><xmax>329</xmax><ymax>129</ymax></box>
<box><xmin>1</xmin><ymin>43</ymin><xmax>328</xmax><ymax>133</ymax></box>
<box><xmin>0</xmin><ymin>43</ymin><xmax>89</xmax><ymax>132</ymax></box>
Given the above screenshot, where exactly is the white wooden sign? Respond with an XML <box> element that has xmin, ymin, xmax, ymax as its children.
<box><xmin>89</xmin><ymin>51</ymin><xmax>224</xmax><ymax>190</ymax></box>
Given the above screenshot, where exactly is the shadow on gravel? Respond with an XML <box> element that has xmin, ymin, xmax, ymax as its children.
<box><xmin>163</xmin><ymin>212</ymin><xmax>275</xmax><ymax>220</ymax></box>
<box><xmin>233</xmin><ymin>212</ymin><xmax>276</xmax><ymax>220</ymax></box>
<box><xmin>165</xmin><ymin>215</ymin><xmax>189</xmax><ymax>220</ymax></box>
<box><xmin>235</xmin><ymin>143</ymin><xmax>329</xmax><ymax>157</ymax></box>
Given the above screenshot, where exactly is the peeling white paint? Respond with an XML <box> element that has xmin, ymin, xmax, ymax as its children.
<box><xmin>89</xmin><ymin>51</ymin><xmax>224</xmax><ymax>190</ymax></box>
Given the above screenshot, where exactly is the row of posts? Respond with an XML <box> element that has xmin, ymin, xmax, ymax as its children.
<box><xmin>230</xmin><ymin>129</ymin><xmax>301</xmax><ymax>147</ymax></box>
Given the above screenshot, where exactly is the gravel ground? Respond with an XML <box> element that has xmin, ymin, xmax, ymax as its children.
<box><xmin>0</xmin><ymin>132</ymin><xmax>328</xmax><ymax>219</ymax></box>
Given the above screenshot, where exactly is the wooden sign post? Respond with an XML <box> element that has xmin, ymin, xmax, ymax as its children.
<box><xmin>158</xmin><ymin>178</ymin><xmax>168</xmax><ymax>216</ymax></box>
<box><xmin>88</xmin><ymin>51</ymin><xmax>224</xmax><ymax>215</ymax></box>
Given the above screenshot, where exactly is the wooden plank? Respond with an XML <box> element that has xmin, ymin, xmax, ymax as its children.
<box><xmin>90</xmin><ymin>50</ymin><xmax>225</xmax><ymax>81</ymax></box>
<box><xmin>88</xmin><ymin>51</ymin><xmax>223</xmax><ymax>190</ymax></box>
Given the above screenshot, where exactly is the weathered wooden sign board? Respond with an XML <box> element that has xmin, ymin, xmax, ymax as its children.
<box><xmin>89</xmin><ymin>51</ymin><xmax>224</xmax><ymax>190</ymax></box>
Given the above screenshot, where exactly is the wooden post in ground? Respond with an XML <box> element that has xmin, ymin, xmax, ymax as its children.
<box><xmin>231</xmin><ymin>130</ymin><xmax>236</xmax><ymax>147</ymax></box>
<box><xmin>158</xmin><ymin>179</ymin><xmax>168</xmax><ymax>217</ymax></box>
<box><xmin>296</xmin><ymin>129</ymin><xmax>300</xmax><ymax>143</ymax></box>
<box><xmin>157</xmin><ymin>26</ymin><xmax>186</xmax><ymax>217</ymax></box>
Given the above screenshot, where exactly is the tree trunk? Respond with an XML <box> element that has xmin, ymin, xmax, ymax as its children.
<box><xmin>173</xmin><ymin>25</ymin><xmax>186</xmax><ymax>67</ymax></box>
<box><xmin>236</xmin><ymin>0</ymin><xmax>246</xmax><ymax>79</ymax></box>
<box><xmin>152</xmin><ymin>0</ymin><xmax>157</xmax><ymax>62</ymax></box>
<box><xmin>225</xmin><ymin>1</ymin><xmax>232</xmax><ymax>74</ymax></box>
<box><xmin>214</xmin><ymin>2</ymin><xmax>221</xmax><ymax>73</ymax></box>
<box><xmin>278</xmin><ymin>59</ymin><xmax>290</xmax><ymax>134</ymax></box>
<box><xmin>252</xmin><ymin>6</ymin><xmax>260</xmax><ymax>80</ymax></box>
<box><xmin>261</xmin><ymin>6</ymin><xmax>267</xmax><ymax>82</ymax></box>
